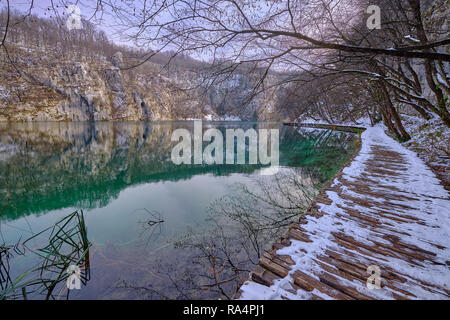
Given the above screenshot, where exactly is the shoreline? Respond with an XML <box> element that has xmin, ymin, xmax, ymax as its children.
<box><xmin>282</xmin><ymin>122</ymin><xmax>366</xmax><ymax>134</ymax></box>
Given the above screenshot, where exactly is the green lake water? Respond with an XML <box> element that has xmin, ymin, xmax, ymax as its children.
<box><xmin>0</xmin><ymin>121</ymin><xmax>358</xmax><ymax>299</ymax></box>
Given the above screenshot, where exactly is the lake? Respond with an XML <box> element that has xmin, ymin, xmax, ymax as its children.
<box><xmin>0</xmin><ymin>121</ymin><xmax>358</xmax><ymax>299</ymax></box>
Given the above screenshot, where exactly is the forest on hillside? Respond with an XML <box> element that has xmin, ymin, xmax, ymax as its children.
<box><xmin>0</xmin><ymin>1</ymin><xmax>448</xmax><ymax>132</ymax></box>
<box><xmin>0</xmin><ymin>8</ymin><xmax>282</xmax><ymax>121</ymax></box>
<box><xmin>0</xmin><ymin>1</ymin><xmax>448</xmax><ymax>136</ymax></box>
<box><xmin>0</xmin><ymin>1</ymin><xmax>448</xmax><ymax>181</ymax></box>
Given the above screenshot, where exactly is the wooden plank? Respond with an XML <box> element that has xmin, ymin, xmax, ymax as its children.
<box><xmin>259</xmin><ymin>256</ymin><xmax>290</xmax><ymax>278</ymax></box>
<box><xmin>291</xmin><ymin>270</ymin><xmax>354</xmax><ymax>300</ymax></box>
<box><xmin>241</xmin><ymin>132</ymin><xmax>449</xmax><ymax>300</ymax></box>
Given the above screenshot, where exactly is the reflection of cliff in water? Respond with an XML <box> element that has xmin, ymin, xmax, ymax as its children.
<box><xmin>0</xmin><ymin>122</ymin><xmax>357</xmax><ymax>220</ymax></box>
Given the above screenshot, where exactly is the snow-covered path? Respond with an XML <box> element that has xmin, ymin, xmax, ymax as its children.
<box><xmin>239</xmin><ymin>125</ymin><xmax>450</xmax><ymax>300</ymax></box>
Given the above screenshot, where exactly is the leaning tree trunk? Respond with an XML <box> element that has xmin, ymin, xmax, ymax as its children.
<box><xmin>379</xmin><ymin>83</ymin><xmax>411</xmax><ymax>141</ymax></box>
<box><xmin>424</xmin><ymin>60</ymin><xmax>450</xmax><ymax>127</ymax></box>
<box><xmin>380</xmin><ymin>106</ymin><xmax>402</xmax><ymax>141</ymax></box>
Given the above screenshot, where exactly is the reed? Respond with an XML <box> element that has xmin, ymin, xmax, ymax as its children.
<box><xmin>0</xmin><ymin>210</ymin><xmax>91</xmax><ymax>300</ymax></box>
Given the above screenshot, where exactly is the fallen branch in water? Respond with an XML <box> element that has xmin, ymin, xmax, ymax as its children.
<box><xmin>147</xmin><ymin>219</ymin><xmax>164</xmax><ymax>226</ymax></box>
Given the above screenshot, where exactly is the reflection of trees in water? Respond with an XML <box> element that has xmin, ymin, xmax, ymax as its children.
<box><xmin>0</xmin><ymin>122</ymin><xmax>176</xmax><ymax>219</ymax></box>
<box><xmin>0</xmin><ymin>122</ymin><xmax>267</xmax><ymax>220</ymax></box>
<box><xmin>0</xmin><ymin>122</ymin><xmax>356</xmax><ymax>220</ymax></box>
<box><xmin>117</xmin><ymin>167</ymin><xmax>318</xmax><ymax>299</ymax></box>
<box><xmin>0</xmin><ymin>122</ymin><xmax>358</xmax><ymax>299</ymax></box>
<box><xmin>280</xmin><ymin>128</ymin><xmax>358</xmax><ymax>182</ymax></box>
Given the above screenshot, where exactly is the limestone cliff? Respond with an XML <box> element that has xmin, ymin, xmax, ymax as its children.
<box><xmin>0</xmin><ymin>44</ymin><xmax>281</xmax><ymax>122</ymax></box>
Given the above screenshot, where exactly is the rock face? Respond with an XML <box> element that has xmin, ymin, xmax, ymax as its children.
<box><xmin>206</xmin><ymin>73</ymin><xmax>280</xmax><ymax>121</ymax></box>
<box><xmin>0</xmin><ymin>46</ymin><xmax>281</xmax><ymax>122</ymax></box>
<box><xmin>110</xmin><ymin>52</ymin><xmax>123</xmax><ymax>68</ymax></box>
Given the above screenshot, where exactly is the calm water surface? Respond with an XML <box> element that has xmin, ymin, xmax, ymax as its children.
<box><xmin>0</xmin><ymin>122</ymin><xmax>358</xmax><ymax>299</ymax></box>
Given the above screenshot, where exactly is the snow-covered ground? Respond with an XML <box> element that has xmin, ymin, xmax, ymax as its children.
<box><xmin>299</xmin><ymin>115</ymin><xmax>449</xmax><ymax>182</ymax></box>
<box><xmin>239</xmin><ymin>123</ymin><xmax>450</xmax><ymax>300</ymax></box>
<box><xmin>400</xmin><ymin>114</ymin><xmax>449</xmax><ymax>166</ymax></box>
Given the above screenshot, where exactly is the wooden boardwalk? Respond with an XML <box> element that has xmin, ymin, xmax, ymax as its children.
<box><xmin>239</xmin><ymin>126</ymin><xmax>450</xmax><ymax>300</ymax></box>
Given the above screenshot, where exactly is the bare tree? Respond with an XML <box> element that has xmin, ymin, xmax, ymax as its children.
<box><xmin>1</xmin><ymin>0</ymin><xmax>449</xmax><ymax>136</ymax></box>
<box><xmin>95</xmin><ymin>0</ymin><xmax>448</xmax><ymax>133</ymax></box>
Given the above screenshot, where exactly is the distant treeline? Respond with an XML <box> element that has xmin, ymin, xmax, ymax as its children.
<box><xmin>0</xmin><ymin>8</ymin><xmax>204</xmax><ymax>70</ymax></box>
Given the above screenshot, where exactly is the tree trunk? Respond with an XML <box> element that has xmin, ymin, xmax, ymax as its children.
<box><xmin>380</xmin><ymin>83</ymin><xmax>411</xmax><ymax>141</ymax></box>
<box><xmin>380</xmin><ymin>106</ymin><xmax>402</xmax><ymax>141</ymax></box>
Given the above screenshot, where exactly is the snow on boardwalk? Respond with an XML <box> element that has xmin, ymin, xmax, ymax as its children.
<box><xmin>239</xmin><ymin>125</ymin><xmax>450</xmax><ymax>300</ymax></box>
